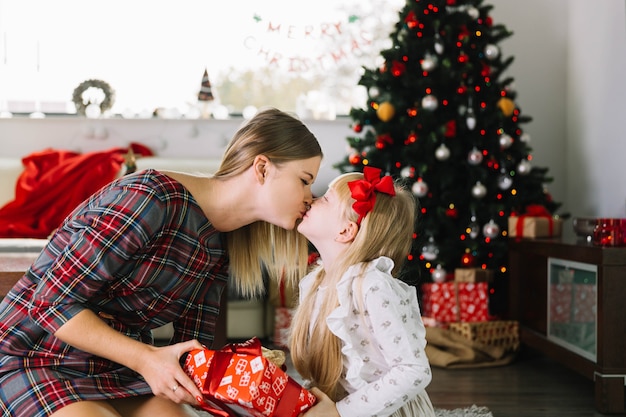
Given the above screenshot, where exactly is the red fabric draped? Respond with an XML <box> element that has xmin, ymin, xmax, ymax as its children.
<box><xmin>0</xmin><ymin>143</ymin><xmax>152</xmax><ymax>238</ymax></box>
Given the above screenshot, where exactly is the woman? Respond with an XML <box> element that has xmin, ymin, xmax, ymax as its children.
<box><xmin>290</xmin><ymin>167</ymin><xmax>436</xmax><ymax>417</ymax></box>
<box><xmin>0</xmin><ymin>108</ymin><xmax>323</xmax><ymax>417</ymax></box>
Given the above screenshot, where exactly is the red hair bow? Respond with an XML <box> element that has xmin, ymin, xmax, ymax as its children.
<box><xmin>347</xmin><ymin>166</ymin><xmax>396</xmax><ymax>225</ymax></box>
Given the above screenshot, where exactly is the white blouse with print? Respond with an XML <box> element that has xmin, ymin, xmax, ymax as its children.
<box><xmin>299</xmin><ymin>256</ymin><xmax>432</xmax><ymax>417</ymax></box>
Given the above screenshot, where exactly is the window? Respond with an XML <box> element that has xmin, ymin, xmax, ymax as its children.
<box><xmin>0</xmin><ymin>0</ymin><xmax>402</xmax><ymax>118</ymax></box>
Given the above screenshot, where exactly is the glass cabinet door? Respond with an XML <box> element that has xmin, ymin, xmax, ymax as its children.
<box><xmin>547</xmin><ymin>258</ymin><xmax>597</xmax><ymax>362</ymax></box>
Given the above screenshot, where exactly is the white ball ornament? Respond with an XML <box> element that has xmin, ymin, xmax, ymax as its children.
<box><xmin>435</xmin><ymin>144</ymin><xmax>451</xmax><ymax>161</ymax></box>
<box><xmin>497</xmin><ymin>173</ymin><xmax>513</xmax><ymax>190</ymax></box>
<box><xmin>499</xmin><ymin>133</ymin><xmax>514</xmax><ymax>149</ymax></box>
<box><xmin>520</xmin><ymin>132</ymin><xmax>531</xmax><ymax>143</ymax></box>
<box><xmin>400</xmin><ymin>166</ymin><xmax>414</xmax><ymax>178</ymax></box>
<box><xmin>482</xmin><ymin>220</ymin><xmax>501</xmax><ymax>238</ymax></box>
<box><xmin>421</xmin><ymin>237</ymin><xmax>439</xmax><ymax>261</ymax></box>
<box><xmin>467</xmin><ymin>6</ymin><xmax>479</xmax><ymax>19</ymax></box>
<box><xmin>434</xmin><ymin>35</ymin><xmax>445</xmax><ymax>54</ymax></box>
<box><xmin>421</xmin><ymin>95</ymin><xmax>438</xmax><ymax>111</ymax></box>
<box><xmin>517</xmin><ymin>159</ymin><xmax>532</xmax><ymax>175</ymax></box>
<box><xmin>412</xmin><ymin>180</ymin><xmax>429</xmax><ymax>197</ymax></box>
<box><xmin>467</xmin><ymin>147</ymin><xmax>483</xmax><ymax>165</ymax></box>
<box><xmin>468</xmin><ymin>216</ymin><xmax>480</xmax><ymax>239</ymax></box>
<box><xmin>466</xmin><ymin>108</ymin><xmax>476</xmax><ymax>130</ymax></box>
<box><xmin>421</xmin><ymin>55</ymin><xmax>438</xmax><ymax>72</ymax></box>
<box><xmin>471</xmin><ymin>181</ymin><xmax>487</xmax><ymax>199</ymax></box>
<box><xmin>369</xmin><ymin>86</ymin><xmax>380</xmax><ymax>98</ymax></box>
<box><xmin>431</xmin><ymin>265</ymin><xmax>447</xmax><ymax>283</ymax></box>
<box><xmin>484</xmin><ymin>44</ymin><xmax>500</xmax><ymax>60</ymax></box>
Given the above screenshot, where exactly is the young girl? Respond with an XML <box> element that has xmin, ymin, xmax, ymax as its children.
<box><xmin>0</xmin><ymin>108</ymin><xmax>322</xmax><ymax>417</ymax></box>
<box><xmin>290</xmin><ymin>167</ymin><xmax>436</xmax><ymax>417</ymax></box>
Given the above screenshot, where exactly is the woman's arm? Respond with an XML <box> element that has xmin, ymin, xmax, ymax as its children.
<box><xmin>54</xmin><ymin>309</ymin><xmax>204</xmax><ymax>405</ymax></box>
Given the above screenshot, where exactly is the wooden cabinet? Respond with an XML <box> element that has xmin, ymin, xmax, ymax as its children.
<box><xmin>508</xmin><ymin>238</ymin><xmax>626</xmax><ymax>414</ymax></box>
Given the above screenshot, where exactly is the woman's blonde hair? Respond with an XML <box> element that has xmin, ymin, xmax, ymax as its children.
<box><xmin>289</xmin><ymin>171</ymin><xmax>417</xmax><ymax>400</ymax></box>
<box><xmin>213</xmin><ymin>108</ymin><xmax>323</xmax><ymax>298</ymax></box>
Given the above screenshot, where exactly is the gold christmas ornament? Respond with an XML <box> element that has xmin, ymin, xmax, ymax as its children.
<box><xmin>376</xmin><ymin>101</ymin><xmax>395</xmax><ymax>122</ymax></box>
<box><xmin>497</xmin><ymin>97</ymin><xmax>515</xmax><ymax>117</ymax></box>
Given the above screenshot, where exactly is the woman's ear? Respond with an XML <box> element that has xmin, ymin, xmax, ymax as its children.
<box><xmin>336</xmin><ymin>221</ymin><xmax>359</xmax><ymax>243</ymax></box>
<box><xmin>253</xmin><ymin>155</ymin><xmax>270</xmax><ymax>184</ymax></box>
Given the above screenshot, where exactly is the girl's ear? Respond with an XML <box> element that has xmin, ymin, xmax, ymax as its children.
<box><xmin>253</xmin><ymin>155</ymin><xmax>270</xmax><ymax>184</ymax></box>
<box><xmin>336</xmin><ymin>221</ymin><xmax>359</xmax><ymax>243</ymax></box>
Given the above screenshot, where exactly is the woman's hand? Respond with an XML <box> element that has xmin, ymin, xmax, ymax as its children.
<box><xmin>135</xmin><ymin>340</ymin><xmax>205</xmax><ymax>406</ymax></box>
<box><xmin>301</xmin><ymin>388</ymin><xmax>340</xmax><ymax>417</ymax></box>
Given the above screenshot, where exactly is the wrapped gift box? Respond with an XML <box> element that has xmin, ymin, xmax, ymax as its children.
<box><xmin>549</xmin><ymin>283</ymin><xmax>573</xmax><ymax>323</ymax></box>
<box><xmin>183</xmin><ymin>338</ymin><xmax>316</xmax><ymax>417</ymax></box>
<box><xmin>421</xmin><ymin>282</ymin><xmax>458</xmax><ymax>323</ymax></box>
<box><xmin>508</xmin><ymin>216</ymin><xmax>562</xmax><ymax>238</ymax></box>
<box><xmin>454</xmin><ymin>268</ymin><xmax>494</xmax><ymax>283</ymax></box>
<box><xmin>273</xmin><ymin>307</ymin><xmax>294</xmax><ymax>349</ymax></box>
<box><xmin>449</xmin><ymin>320</ymin><xmax>520</xmax><ymax>352</ymax></box>
<box><xmin>421</xmin><ymin>282</ymin><xmax>490</xmax><ymax>323</ymax></box>
<box><xmin>573</xmin><ymin>283</ymin><xmax>596</xmax><ymax>323</ymax></box>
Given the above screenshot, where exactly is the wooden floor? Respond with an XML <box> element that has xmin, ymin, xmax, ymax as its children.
<box><xmin>427</xmin><ymin>347</ymin><xmax>620</xmax><ymax>417</ymax></box>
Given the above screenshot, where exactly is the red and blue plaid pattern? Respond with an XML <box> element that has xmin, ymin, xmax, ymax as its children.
<box><xmin>0</xmin><ymin>170</ymin><xmax>229</xmax><ymax>416</ymax></box>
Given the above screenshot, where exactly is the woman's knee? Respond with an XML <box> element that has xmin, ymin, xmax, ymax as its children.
<box><xmin>49</xmin><ymin>400</ymin><xmax>122</xmax><ymax>417</ymax></box>
<box><xmin>109</xmin><ymin>395</ymin><xmax>201</xmax><ymax>417</ymax></box>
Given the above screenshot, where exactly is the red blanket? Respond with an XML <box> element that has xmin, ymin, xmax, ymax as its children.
<box><xmin>0</xmin><ymin>143</ymin><xmax>152</xmax><ymax>238</ymax></box>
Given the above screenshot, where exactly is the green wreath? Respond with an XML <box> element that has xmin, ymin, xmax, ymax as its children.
<box><xmin>72</xmin><ymin>79</ymin><xmax>115</xmax><ymax>115</ymax></box>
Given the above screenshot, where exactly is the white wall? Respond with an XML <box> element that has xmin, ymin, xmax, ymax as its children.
<box><xmin>567</xmin><ymin>0</ymin><xmax>626</xmax><ymax>218</ymax></box>
<box><xmin>0</xmin><ymin>117</ymin><xmax>349</xmax><ymax>197</ymax></box>
<box><xmin>1</xmin><ymin>1</ymin><xmax>625</xmax><ymax>232</ymax></box>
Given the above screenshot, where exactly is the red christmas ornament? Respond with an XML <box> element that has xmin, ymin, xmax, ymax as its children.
<box><xmin>349</xmin><ymin>153</ymin><xmax>362</xmax><ymax>165</ymax></box>
<box><xmin>446</xmin><ymin>207</ymin><xmax>459</xmax><ymax>218</ymax></box>
<box><xmin>444</xmin><ymin>120</ymin><xmax>457</xmax><ymax>138</ymax></box>
<box><xmin>405</xmin><ymin>10</ymin><xmax>418</xmax><ymax>29</ymax></box>
<box><xmin>353</xmin><ymin>123</ymin><xmax>363</xmax><ymax>133</ymax></box>
<box><xmin>375</xmin><ymin>133</ymin><xmax>394</xmax><ymax>149</ymax></box>
<box><xmin>481</xmin><ymin>62</ymin><xmax>491</xmax><ymax>77</ymax></box>
<box><xmin>391</xmin><ymin>60</ymin><xmax>406</xmax><ymax>77</ymax></box>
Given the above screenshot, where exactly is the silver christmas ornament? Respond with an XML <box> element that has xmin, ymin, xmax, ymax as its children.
<box><xmin>517</xmin><ymin>159</ymin><xmax>532</xmax><ymax>175</ymax></box>
<box><xmin>400</xmin><ymin>166</ymin><xmax>414</xmax><ymax>178</ymax></box>
<box><xmin>468</xmin><ymin>216</ymin><xmax>480</xmax><ymax>239</ymax></box>
<box><xmin>482</xmin><ymin>219</ymin><xmax>500</xmax><ymax>238</ymax></box>
<box><xmin>466</xmin><ymin>108</ymin><xmax>476</xmax><ymax>130</ymax></box>
<box><xmin>499</xmin><ymin>133</ymin><xmax>514</xmax><ymax>149</ymax></box>
<box><xmin>421</xmin><ymin>54</ymin><xmax>438</xmax><ymax>72</ymax></box>
<box><xmin>435</xmin><ymin>144</ymin><xmax>450</xmax><ymax>161</ymax></box>
<box><xmin>497</xmin><ymin>173</ymin><xmax>513</xmax><ymax>190</ymax></box>
<box><xmin>421</xmin><ymin>237</ymin><xmax>439</xmax><ymax>261</ymax></box>
<box><xmin>520</xmin><ymin>132</ymin><xmax>531</xmax><ymax>143</ymax></box>
<box><xmin>484</xmin><ymin>44</ymin><xmax>500</xmax><ymax>60</ymax></box>
<box><xmin>471</xmin><ymin>181</ymin><xmax>487</xmax><ymax>199</ymax></box>
<box><xmin>431</xmin><ymin>264</ymin><xmax>447</xmax><ymax>283</ymax></box>
<box><xmin>467</xmin><ymin>6</ymin><xmax>479</xmax><ymax>19</ymax></box>
<box><xmin>467</xmin><ymin>147</ymin><xmax>483</xmax><ymax>165</ymax></box>
<box><xmin>421</xmin><ymin>95</ymin><xmax>438</xmax><ymax>111</ymax></box>
<box><xmin>412</xmin><ymin>180</ymin><xmax>429</xmax><ymax>197</ymax></box>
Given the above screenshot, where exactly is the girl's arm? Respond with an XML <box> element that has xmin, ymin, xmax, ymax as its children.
<box><xmin>54</xmin><ymin>309</ymin><xmax>204</xmax><ymax>405</ymax></box>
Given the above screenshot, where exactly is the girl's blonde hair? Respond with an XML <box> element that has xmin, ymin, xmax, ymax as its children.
<box><xmin>289</xmin><ymin>171</ymin><xmax>417</xmax><ymax>400</ymax></box>
<box><xmin>213</xmin><ymin>108</ymin><xmax>323</xmax><ymax>298</ymax></box>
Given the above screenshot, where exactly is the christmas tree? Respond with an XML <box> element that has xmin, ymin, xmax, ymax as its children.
<box><xmin>334</xmin><ymin>0</ymin><xmax>562</xmax><ymax>314</ymax></box>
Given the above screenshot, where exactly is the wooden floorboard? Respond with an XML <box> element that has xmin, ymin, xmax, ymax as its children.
<box><xmin>427</xmin><ymin>347</ymin><xmax>618</xmax><ymax>416</ymax></box>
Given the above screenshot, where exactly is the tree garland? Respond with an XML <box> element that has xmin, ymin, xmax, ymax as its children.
<box><xmin>72</xmin><ymin>79</ymin><xmax>115</xmax><ymax>116</ymax></box>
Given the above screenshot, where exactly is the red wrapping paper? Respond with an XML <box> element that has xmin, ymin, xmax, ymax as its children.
<box><xmin>421</xmin><ymin>282</ymin><xmax>490</xmax><ymax>323</ymax></box>
<box><xmin>183</xmin><ymin>337</ymin><xmax>316</xmax><ymax>417</ymax></box>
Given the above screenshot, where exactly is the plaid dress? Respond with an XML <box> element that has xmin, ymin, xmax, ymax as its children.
<box><xmin>0</xmin><ymin>170</ymin><xmax>229</xmax><ymax>416</ymax></box>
